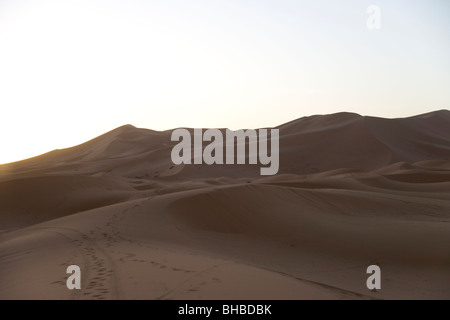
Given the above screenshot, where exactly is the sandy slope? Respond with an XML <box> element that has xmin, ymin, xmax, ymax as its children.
<box><xmin>0</xmin><ymin>111</ymin><xmax>449</xmax><ymax>299</ymax></box>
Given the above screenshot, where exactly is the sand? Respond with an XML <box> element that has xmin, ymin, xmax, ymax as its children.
<box><xmin>1</xmin><ymin>110</ymin><xmax>449</xmax><ymax>299</ymax></box>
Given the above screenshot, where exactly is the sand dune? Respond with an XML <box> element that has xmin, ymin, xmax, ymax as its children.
<box><xmin>0</xmin><ymin>110</ymin><xmax>449</xmax><ymax>299</ymax></box>
<box><xmin>2</xmin><ymin>110</ymin><xmax>449</xmax><ymax>178</ymax></box>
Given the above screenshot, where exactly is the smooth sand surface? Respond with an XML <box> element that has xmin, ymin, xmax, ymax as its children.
<box><xmin>1</xmin><ymin>111</ymin><xmax>449</xmax><ymax>299</ymax></box>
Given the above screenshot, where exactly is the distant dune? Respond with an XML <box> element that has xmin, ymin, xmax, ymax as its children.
<box><xmin>1</xmin><ymin>110</ymin><xmax>449</xmax><ymax>299</ymax></box>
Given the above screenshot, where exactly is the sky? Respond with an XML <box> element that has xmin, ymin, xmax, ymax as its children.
<box><xmin>0</xmin><ymin>0</ymin><xmax>449</xmax><ymax>164</ymax></box>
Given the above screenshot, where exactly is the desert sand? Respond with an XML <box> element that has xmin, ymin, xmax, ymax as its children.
<box><xmin>0</xmin><ymin>110</ymin><xmax>449</xmax><ymax>299</ymax></box>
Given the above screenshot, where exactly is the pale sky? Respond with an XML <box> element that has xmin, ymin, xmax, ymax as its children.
<box><xmin>0</xmin><ymin>0</ymin><xmax>449</xmax><ymax>164</ymax></box>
